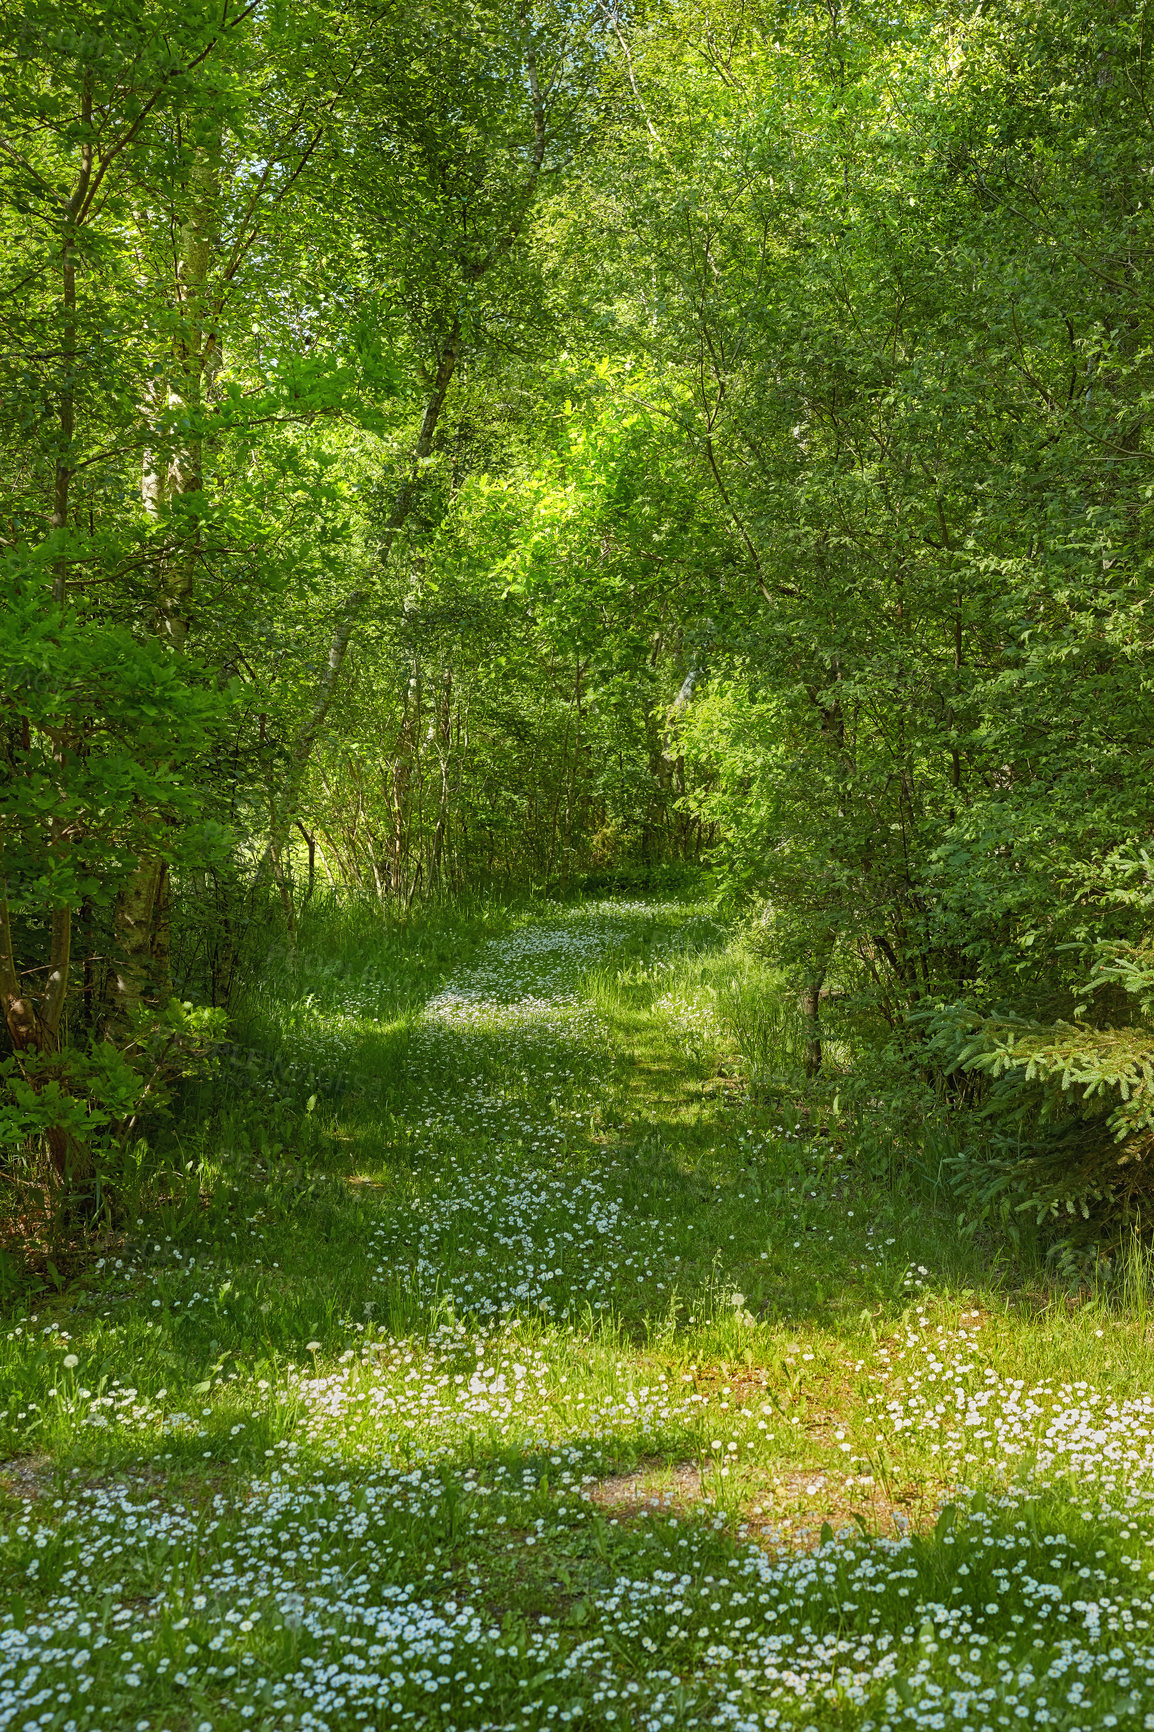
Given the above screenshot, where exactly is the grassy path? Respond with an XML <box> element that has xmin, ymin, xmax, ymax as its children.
<box><xmin>3</xmin><ymin>899</ymin><xmax>1154</xmax><ymax>1730</ymax></box>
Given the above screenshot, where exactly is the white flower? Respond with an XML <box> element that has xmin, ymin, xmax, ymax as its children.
<box><xmin>63</xmin><ymin>1354</ymin><xmax>78</xmax><ymax>1369</ymax></box>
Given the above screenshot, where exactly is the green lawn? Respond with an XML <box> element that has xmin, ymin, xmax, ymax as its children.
<box><xmin>2</xmin><ymin>897</ymin><xmax>1153</xmax><ymax>1730</ymax></box>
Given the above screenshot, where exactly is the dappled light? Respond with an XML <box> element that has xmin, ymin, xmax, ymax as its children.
<box><xmin>4</xmin><ymin>905</ymin><xmax>1154</xmax><ymax>1729</ymax></box>
<box><xmin>5</xmin><ymin>0</ymin><xmax>1154</xmax><ymax>1727</ymax></box>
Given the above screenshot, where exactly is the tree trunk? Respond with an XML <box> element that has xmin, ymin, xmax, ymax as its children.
<box><xmin>430</xmin><ymin>668</ymin><xmax>453</xmax><ymax>886</ymax></box>
<box><xmin>163</xmin><ymin>130</ymin><xmax>221</xmax><ymax>647</ymax></box>
<box><xmin>109</xmin><ymin>132</ymin><xmax>222</xmax><ymax>1029</ymax></box>
<box><xmin>801</xmin><ymin>974</ymin><xmax>824</xmax><ymax>1079</ymax></box>
<box><xmin>11</xmin><ymin>101</ymin><xmax>93</xmax><ymax>1173</ymax></box>
<box><xmin>106</xmin><ymin>853</ymin><xmax>167</xmax><ymax>1031</ymax></box>
<box><xmin>296</xmin><ymin>822</ymin><xmax>317</xmax><ymax>905</ymax></box>
<box><xmin>800</xmin><ymin>929</ymin><xmax>837</xmax><ymax>1079</ymax></box>
<box><xmin>0</xmin><ymin>887</ymin><xmax>73</xmax><ymax>1182</ymax></box>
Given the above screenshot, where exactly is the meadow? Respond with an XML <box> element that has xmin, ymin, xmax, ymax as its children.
<box><xmin>2</xmin><ymin>895</ymin><xmax>1153</xmax><ymax>1732</ymax></box>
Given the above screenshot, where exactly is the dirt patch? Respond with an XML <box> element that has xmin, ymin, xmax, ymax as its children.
<box><xmin>955</xmin><ymin>1309</ymin><xmax>989</xmax><ymax>1332</ymax></box>
<box><xmin>0</xmin><ymin>1454</ymin><xmax>54</xmax><ymax>1501</ymax></box>
<box><xmin>585</xmin><ymin>1459</ymin><xmax>705</xmax><ymax>1513</ymax></box>
<box><xmin>0</xmin><ymin>1455</ymin><xmax>256</xmax><ymax>1517</ymax></box>
<box><xmin>745</xmin><ymin>1466</ymin><xmax>947</xmax><ymax>1549</ymax></box>
<box><xmin>585</xmin><ymin>1457</ymin><xmax>950</xmax><ymax>1551</ymax></box>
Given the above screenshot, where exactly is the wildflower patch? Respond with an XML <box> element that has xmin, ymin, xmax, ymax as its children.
<box><xmin>2</xmin><ymin>902</ymin><xmax>1153</xmax><ymax>1730</ymax></box>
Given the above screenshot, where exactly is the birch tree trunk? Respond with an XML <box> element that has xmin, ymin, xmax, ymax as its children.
<box><xmin>163</xmin><ymin>130</ymin><xmax>222</xmax><ymax>649</ymax></box>
<box><xmin>108</xmin><ymin>132</ymin><xmax>222</xmax><ymax>1032</ymax></box>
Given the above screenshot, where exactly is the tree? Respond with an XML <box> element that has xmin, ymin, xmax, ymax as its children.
<box><xmin>259</xmin><ymin>0</ymin><xmax>602</xmax><ymax>910</ymax></box>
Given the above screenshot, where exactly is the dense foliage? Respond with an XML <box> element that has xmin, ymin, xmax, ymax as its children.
<box><xmin>2</xmin><ymin>0</ymin><xmax>1153</xmax><ymax>1251</ymax></box>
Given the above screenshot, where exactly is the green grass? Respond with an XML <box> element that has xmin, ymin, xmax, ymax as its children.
<box><xmin>2</xmin><ymin>893</ymin><xmax>1154</xmax><ymax>1730</ymax></box>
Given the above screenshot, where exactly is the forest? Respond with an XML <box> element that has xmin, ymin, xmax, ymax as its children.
<box><xmin>3</xmin><ymin>1</ymin><xmax>1154</xmax><ymax>1729</ymax></box>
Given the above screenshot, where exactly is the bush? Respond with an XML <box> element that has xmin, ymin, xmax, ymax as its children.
<box><xmin>924</xmin><ymin>940</ymin><xmax>1154</xmax><ymax>1256</ymax></box>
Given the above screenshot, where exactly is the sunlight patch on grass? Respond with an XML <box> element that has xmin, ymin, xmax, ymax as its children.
<box><xmin>4</xmin><ymin>896</ymin><xmax>1154</xmax><ymax>1729</ymax></box>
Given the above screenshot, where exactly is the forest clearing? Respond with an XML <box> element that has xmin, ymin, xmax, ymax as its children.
<box><xmin>5</xmin><ymin>0</ymin><xmax>1154</xmax><ymax>1726</ymax></box>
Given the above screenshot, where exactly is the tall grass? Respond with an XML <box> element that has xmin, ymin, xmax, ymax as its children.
<box><xmin>593</xmin><ymin>923</ymin><xmax>854</xmax><ymax>1101</ymax></box>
